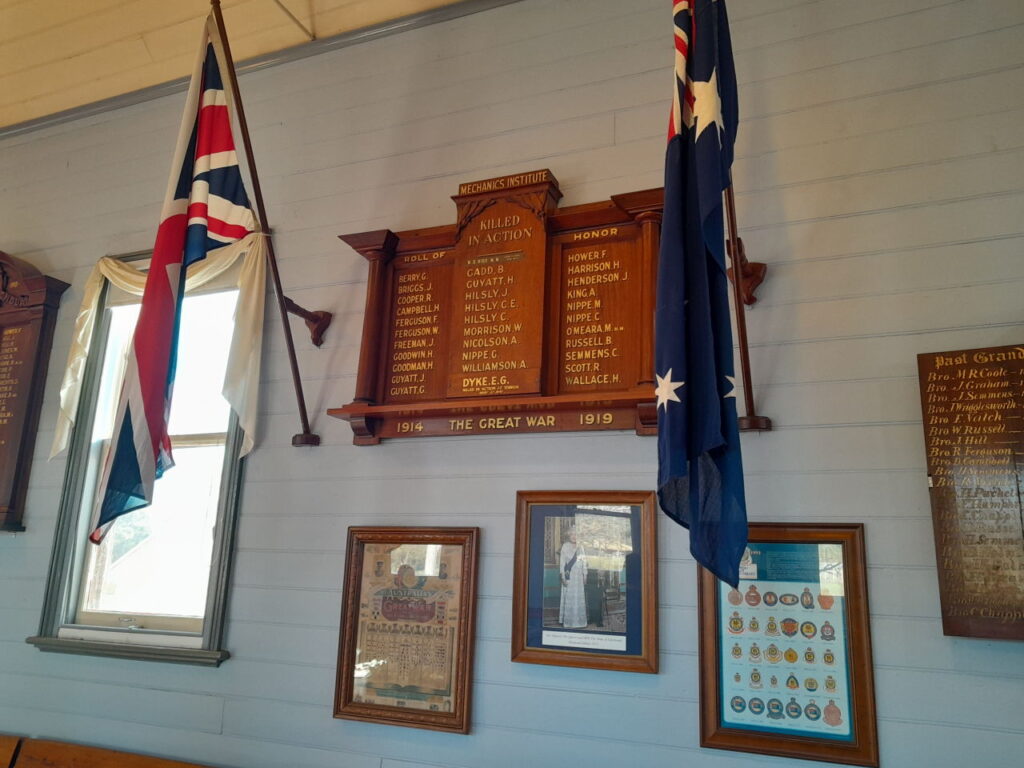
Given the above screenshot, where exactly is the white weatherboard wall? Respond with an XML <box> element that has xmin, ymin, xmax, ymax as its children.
<box><xmin>2</xmin><ymin>0</ymin><xmax>1023</xmax><ymax>766</ymax></box>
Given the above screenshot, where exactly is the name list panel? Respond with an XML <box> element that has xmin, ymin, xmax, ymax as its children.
<box><xmin>918</xmin><ymin>344</ymin><xmax>1024</xmax><ymax>640</ymax></box>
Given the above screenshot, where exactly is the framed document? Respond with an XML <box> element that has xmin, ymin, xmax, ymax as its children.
<box><xmin>334</xmin><ymin>527</ymin><xmax>479</xmax><ymax>733</ymax></box>
<box><xmin>512</xmin><ymin>490</ymin><xmax>658</xmax><ymax>673</ymax></box>
<box><xmin>698</xmin><ymin>523</ymin><xmax>879</xmax><ymax>766</ymax></box>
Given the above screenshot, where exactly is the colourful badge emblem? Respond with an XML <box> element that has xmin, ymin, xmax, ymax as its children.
<box><xmin>749</xmin><ymin>697</ymin><xmax>766</xmax><ymax>716</ymax></box>
<box><xmin>784</xmin><ymin>647</ymin><xmax>799</xmax><ymax>664</ymax></box>
<box><xmin>727</xmin><ymin>588</ymin><xmax>743</xmax><ymax>606</ymax></box>
<box><xmin>734</xmin><ymin>672</ymin><xmax>742</xmax><ymax>683</ymax></box>
<box><xmin>765</xmin><ymin>616</ymin><xmax>780</xmax><ymax>636</ymax></box>
<box><xmin>781</xmin><ymin>618</ymin><xmax>798</xmax><ymax>637</ymax></box>
<box><xmin>748</xmin><ymin>616</ymin><xmax>760</xmax><ymax>633</ymax></box>
<box><xmin>786</xmin><ymin>673</ymin><xmax>799</xmax><ymax>690</ymax></box>
<box><xmin>745</xmin><ymin>585</ymin><xmax>762</xmax><ymax>606</ymax></box>
<box><xmin>824</xmin><ymin>699</ymin><xmax>843</xmax><ymax>727</ymax></box>
<box><xmin>825</xmin><ymin>675</ymin><xmax>837</xmax><ymax>693</ymax></box>
<box><xmin>750</xmin><ymin>669</ymin><xmax>763</xmax><ymax>689</ymax></box>
<box><xmin>730</xmin><ymin>696</ymin><xmax>746</xmax><ymax>713</ymax></box>
<box><xmin>821</xmin><ymin>621</ymin><xmax>836</xmax><ymax>641</ymax></box>
<box><xmin>804</xmin><ymin>700</ymin><xmax>822</xmax><ymax>721</ymax></box>
<box><xmin>766</xmin><ymin>698</ymin><xmax>784</xmax><ymax>720</ymax></box>
<box><xmin>805</xmin><ymin>677</ymin><xmax>818</xmax><ymax>692</ymax></box>
<box><xmin>800</xmin><ymin>587</ymin><xmax>814</xmax><ymax>609</ymax></box>
<box><xmin>763</xmin><ymin>591</ymin><xmax>778</xmax><ymax>607</ymax></box>
<box><xmin>786</xmin><ymin>697</ymin><xmax>803</xmax><ymax>719</ymax></box>
<box><xmin>766</xmin><ymin>644</ymin><xmax>782</xmax><ymax>664</ymax></box>
<box><xmin>769</xmin><ymin>675</ymin><xmax>779</xmax><ymax>688</ymax></box>
<box><xmin>800</xmin><ymin>621</ymin><xmax>817</xmax><ymax>639</ymax></box>
<box><xmin>804</xmin><ymin>647</ymin><xmax>816</xmax><ymax>664</ymax></box>
<box><xmin>779</xmin><ymin>593</ymin><xmax>799</xmax><ymax>606</ymax></box>
<box><xmin>749</xmin><ymin>643</ymin><xmax>762</xmax><ymax>663</ymax></box>
<box><xmin>823</xmin><ymin>648</ymin><xmax>836</xmax><ymax>665</ymax></box>
<box><xmin>731</xmin><ymin>643</ymin><xmax>743</xmax><ymax>660</ymax></box>
<box><xmin>817</xmin><ymin>593</ymin><xmax>835</xmax><ymax>610</ymax></box>
<box><xmin>728</xmin><ymin>611</ymin><xmax>744</xmax><ymax>634</ymax></box>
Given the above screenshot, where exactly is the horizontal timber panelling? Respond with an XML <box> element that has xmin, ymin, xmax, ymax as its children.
<box><xmin>1</xmin><ymin>0</ymin><xmax>1022</xmax><ymax>767</ymax></box>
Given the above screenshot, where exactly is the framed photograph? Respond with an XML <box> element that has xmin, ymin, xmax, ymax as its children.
<box><xmin>698</xmin><ymin>523</ymin><xmax>879</xmax><ymax>766</ymax></box>
<box><xmin>512</xmin><ymin>490</ymin><xmax>658</xmax><ymax>673</ymax></box>
<box><xmin>334</xmin><ymin>527</ymin><xmax>479</xmax><ymax>733</ymax></box>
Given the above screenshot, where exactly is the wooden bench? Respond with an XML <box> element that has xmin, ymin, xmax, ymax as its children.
<box><xmin>0</xmin><ymin>735</ymin><xmax>20</xmax><ymax>768</ymax></box>
<box><xmin>13</xmin><ymin>739</ymin><xmax>211</xmax><ymax>768</ymax></box>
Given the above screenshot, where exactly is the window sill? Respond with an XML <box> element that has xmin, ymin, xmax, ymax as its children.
<box><xmin>26</xmin><ymin>635</ymin><xmax>230</xmax><ymax>667</ymax></box>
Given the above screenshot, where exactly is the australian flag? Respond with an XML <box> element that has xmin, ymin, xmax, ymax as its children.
<box><xmin>90</xmin><ymin>18</ymin><xmax>256</xmax><ymax>543</ymax></box>
<box><xmin>655</xmin><ymin>0</ymin><xmax>747</xmax><ymax>586</ymax></box>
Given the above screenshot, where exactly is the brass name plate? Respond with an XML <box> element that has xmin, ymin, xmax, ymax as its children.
<box><xmin>917</xmin><ymin>344</ymin><xmax>1024</xmax><ymax>640</ymax></box>
<box><xmin>331</xmin><ymin>171</ymin><xmax>663</xmax><ymax>443</ymax></box>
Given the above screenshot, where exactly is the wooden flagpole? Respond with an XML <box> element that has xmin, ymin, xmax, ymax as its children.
<box><xmin>724</xmin><ymin>185</ymin><xmax>772</xmax><ymax>432</ymax></box>
<box><xmin>210</xmin><ymin>0</ymin><xmax>327</xmax><ymax>446</ymax></box>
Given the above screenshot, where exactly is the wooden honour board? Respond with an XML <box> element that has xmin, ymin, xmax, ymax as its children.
<box><xmin>917</xmin><ymin>344</ymin><xmax>1024</xmax><ymax>640</ymax></box>
<box><xmin>330</xmin><ymin>170</ymin><xmax>664</xmax><ymax>444</ymax></box>
<box><xmin>0</xmin><ymin>251</ymin><xmax>69</xmax><ymax>531</ymax></box>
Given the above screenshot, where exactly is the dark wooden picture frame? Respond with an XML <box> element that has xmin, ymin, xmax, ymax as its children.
<box><xmin>334</xmin><ymin>526</ymin><xmax>480</xmax><ymax>733</ymax></box>
<box><xmin>698</xmin><ymin>523</ymin><xmax>879</xmax><ymax>766</ymax></box>
<box><xmin>512</xmin><ymin>490</ymin><xmax>658</xmax><ymax>673</ymax></box>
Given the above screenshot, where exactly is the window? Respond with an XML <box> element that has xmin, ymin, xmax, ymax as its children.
<box><xmin>31</xmin><ymin>259</ymin><xmax>245</xmax><ymax>665</ymax></box>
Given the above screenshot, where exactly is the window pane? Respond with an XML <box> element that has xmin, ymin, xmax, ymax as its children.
<box><xmin>79</xmin><ymin>444</ymin><xmax>225</xmax><ymax>619</ymax></box>
<box><xmin>91</xmin><ymin>303</ymin><xmax>140</xmax><ymax>444</ymax></box>
<box><xmin>89</xmin><ymin>289</ymin><xmax>238</xmax><ymax>442</ymax></box>
<box><xmin>167</xmin><ymin>290</ymin><xmax>238</xmax><ymax>435</ymax></box>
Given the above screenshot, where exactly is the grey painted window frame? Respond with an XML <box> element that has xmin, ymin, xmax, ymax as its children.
<box><xmin>28</xmin><ymin>256</ymin><xmax>245</xmax><ymax>666</ymax></box>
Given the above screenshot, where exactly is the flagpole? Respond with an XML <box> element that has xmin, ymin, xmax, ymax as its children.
<box><xmin>210</xmin><ymin>0</ymin><xmax>322</xmax><ymax>446</ymax></box>
<box><xmin>724</xmin><ymin>185</ymin><xmax>772</xmax><ymax>432</ymax></box>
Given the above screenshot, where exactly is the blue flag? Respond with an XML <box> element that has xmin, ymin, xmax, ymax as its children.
<box><xmin>655</xmin><ymin>0</ymin><xmax>747</xmax><ymax>587</ymax></box>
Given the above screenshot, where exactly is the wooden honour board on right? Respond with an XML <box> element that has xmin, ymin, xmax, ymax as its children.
<box><xmin>917</xmin><ymin>344</ymin><xmax>1024</xmax><ymax>640</ymax></box>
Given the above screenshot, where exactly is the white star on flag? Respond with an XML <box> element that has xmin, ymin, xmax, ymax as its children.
<box><xmin>688</xmin><ymin>68</ymin><xmax>724</xmax><ymax>142</ymax></box>
<box><xmin>655</xmin><ymin>369</ymin><xmax>686</xmax><ymax>410</ymax></box>
<box><xmin>724</xmin><ymin>375</ymin><xmax>736</xmax><ymax>399</ymax></box>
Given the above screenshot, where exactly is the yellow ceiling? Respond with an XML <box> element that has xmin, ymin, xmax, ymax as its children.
<box><xmin>0</xmin><ymin>0</ymin><xmax>473</xmax><ymax>130</ymax></box>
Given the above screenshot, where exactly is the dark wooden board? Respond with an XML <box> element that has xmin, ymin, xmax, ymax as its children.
<box><xmin>0</xmin><ymin>252</ymin><xmax>69</xmax><ymax>531</ymax></box>
<box><xmin>332</xmin><ymin>171</ymin><xmax>662</xmax><ymax>444</ymax></box>
<box><xmin>917</xmin><ymin>344</ymin><xmax>1024</xmax><ymax>640</ymax></box>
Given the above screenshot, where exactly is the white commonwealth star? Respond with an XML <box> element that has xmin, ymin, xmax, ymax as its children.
<box><xmin>724</xmin><ymin>375</ymin><xmax>737</xmax><ymax>399</ymax></box>
<box><xmin>689</xmin><ymin>68</ymin><xmax>724</xmax><ymax>142</ymax></box>
<box><xmin>655</xmin><ymin>369</ymin><xmax>686</xmax><ymax>410</ymax></box>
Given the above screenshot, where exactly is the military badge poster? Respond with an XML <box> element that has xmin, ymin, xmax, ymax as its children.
<box><xmin>698</xmin><ymin>524</ymin><xmax>879</xmax><ymax>767</ymax></box>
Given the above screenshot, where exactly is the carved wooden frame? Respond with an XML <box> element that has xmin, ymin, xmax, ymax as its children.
<box><xmin>698</xmin><ymin>523</ymin><xmax>879</xmax><ymax>766</ymax></box>
<box><xmin>334</xmin><ymin>526</ymin><xmax>480</xmax><ymax>733</ymax></box>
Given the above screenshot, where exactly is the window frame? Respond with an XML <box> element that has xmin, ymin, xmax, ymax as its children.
<box><xmin>30</xmin><ymin>252</ymin><xmax>246</xmax><ymax>666</ymax></box>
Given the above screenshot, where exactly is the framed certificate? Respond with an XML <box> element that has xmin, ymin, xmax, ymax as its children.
<box><xmin>698</xmin><ymin>523</ymin><xmax>879</xmax><ymax>766</ymax></box>
<box><xmin>512</xmin><ymin>491</ymin><xmax>658</xmax><ymax>673</ymax></box>
<box><xmin>334</xmin><ymin>527</ymin><xmax>479</xmax><ymax>733</ymax></box>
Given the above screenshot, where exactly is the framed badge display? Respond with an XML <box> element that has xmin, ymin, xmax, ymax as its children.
<box><xmin>698</xmin><ymin>523</ymin><xmax>879</xmax><ymax>766</ymax></box>
<box><xmin>512</xmin><ymin>490</ymin><xmax>658</xmax><ymax>673</ymax></box>
<box><xmin>334</xmin><ymin>527</ymin><xmax>479</xmax><ymax>733</ymax></box>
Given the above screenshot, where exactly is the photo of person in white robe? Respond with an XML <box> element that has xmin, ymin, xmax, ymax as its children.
<box><xmin>558</xmin><ymin>526</ymin><xmax>588</xmax><ymax>628</ymax></box>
